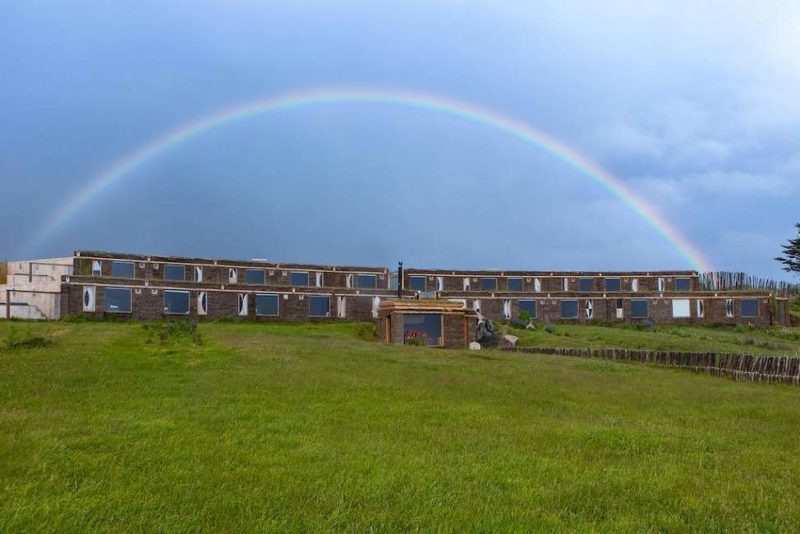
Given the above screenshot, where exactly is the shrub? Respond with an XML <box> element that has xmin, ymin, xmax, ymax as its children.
<box><xmin>1</xmin><ymin>326</ymin><xmax>52</xmax><ymax>350</ymax></box>
<box><xmin>357</xmin><ymin>323</ymin><xmax>378</xmax><ymax>342</ymax></box>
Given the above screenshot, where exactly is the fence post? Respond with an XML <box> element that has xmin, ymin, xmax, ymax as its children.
<box><xmin>5</xmin><ymin>289</ymin><xmax>9</xmax><ymax>319</ymax></box>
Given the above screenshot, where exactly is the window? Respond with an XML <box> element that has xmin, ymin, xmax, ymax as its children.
<box><xmin>585</xmin><ymin>300</ymin><xmax>594</xmax><ymax>319</ymax></box>
<box><xmin>672</xmin><ymin>299</ymin><xmax>691</xmax><ymax>318</ymax></box>
<box><xmin>245</xmin><ymin>269</ymin><xmax>266</xmax><ymax>285</ymax></box>
<box><xmin>290</xmin><ymin>271</ymin><xmax>309</xmax><ymax>287</ymax></box>
<box><xmin>163</xmin><ymin>264</ymin><xmax>185</xmax><ymax>281</ymax></box>
<box><xmin>309</xmin><ymin>296</ymin><xmax>330</xmax><ymax>317</ymax></box>
<box><xmin>579</xmin><ymin>278</ymin><xmax>594</xmax><ymax>292</ymax></box>
<box><xmin>111</xmin><ymin>261</ymin><xmax>135</xmax><ymax>278</ymax></box>
<box><xmin>616</xmin><ymin>299</ymin><xmax>624</xmax><ymax>319</ymax></box>
<box><xmin>675</xmin><ymin>278</ymin><xmax>692</xmax><ymax>291</ymax></box>
<box><xmin>403</xmin><ymin>314</ymin><xmax>442</xmax><ymax>346</ymax></box>
<box><xmin>194</xmin><ymin>266</ymin><xmax>203</xmax><ymax>282</ymax></box>
<box><xmin>726</xmin><ymin>299</ymin><xmax>735</xmax><ymax>318</ymax></box>
<box><xmin>480</xmin><ymin>278</ymin><xmax>497</xmax><ymax>291</ymax></box>
<box><xmin>163</xmin><ymin>290</ymin><xmax>190</xmax><ymax>315</ymax></box>
<box><xmin>560</xmin><ymin>300</ymin><xmax>579</xmax><ymax>319</ymax></box>
<box><xmin>356</xmin><ymin>274</ymin><xmax>377</xmax><ymax>289</ymax></box>
<box><xmin>604</xmin><ymin>278</ymin><xmax>621</xmax><ymax>292</ymax></box>
<box><xmin>741</xmin><ymin>299</ymin><xmax>758</xmax><ymax>318</ymax></box>
<box><xmin>389</xmin><ymin>274</ymin><xmax>399</xmax><ymax>291</ymax></box>
<box><xmin>631</xmin><ymin>300</ymin><xmax>649</xmax><ymax>318</ymax></box>
<box><xmin>104</xmin><ymin>287</ymin><xmax>131</xmax><ymax>313</ymax></box>
<box><xmin>696</xmin><ymin>300</ymin><xmax>705</xmax><ymax>318</ymax></box>
<box><xmin>408</xmin><ymin>276</ymin><xmax>426</xmax><ymax>292</ymax></box>
<box><xmin>91</xmin><ymin>260</ymin><xmax>102</xmax><ymax>277</ymax></box>
<box><xmin>507</xmin><ymin>278</ymin><xmax>523</xmax><ymax>291</ymax></box>
<box><xmin>631</xmin><ymin>278</ymin><xmax>639</xmax><ymax>292</ymax></box>
<box><xmin>519</xmin><ymin>300</ymin><xmax>536</xmax><ymax>318</ymax></box>
<box><xmin>255</xmin><ymin>294</ymin><xmax>279</xmax><ymax>316</ymax></box>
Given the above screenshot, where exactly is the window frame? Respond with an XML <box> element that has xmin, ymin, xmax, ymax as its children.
<box><xmin>604</xmin><ymin>278</ymin><xmax>621</xmax><ymax>292</ymax></box>
<box><xmin>741</xmin><ymin>299</ymin><xmax>759</xmax><ymax>318</ymax></box>
<box><xmin>309</xmin><ymin>295</ymin><xmax>330</xmax><ymax>318</ymax></box>
<box><xmin>480</xmin><ymin>278</ymin><xmax>497</xmax><ymax>291</ymax></box>
<box><xmin>163</xmin><ymin>264</ymin><xmax>186</xmax><ymax>281</ymax></box>
<box><xmin>244</xmin><ymin>269</ymin><xmax>266</xmax><ymax>285</ymax></box>
<box><xmin>507</xmin><ymin>278</ymin><xmax>523</xmax><ymax>292</ymax></box>
<box><xmin>290</xmin><ymin>271</ymin><xmax>310</xmax><ymax>287</ymax></box>
<box><xmin>356</xmin><ymin>273</ymin><xmax>377</xmax><ymax>289</ymax></box>
<box><xmin>408</xmin><ymin>276</ymin><xmax>426</xmax><ymax>292</ymax></box>
<box><xmin>163</xmin><ymin>290</ymin><xmax>190</xmax><ymax>315</ymax></box>
<box><xmin>110</xmin><ymin>261</ymin><xmax>135</xmax><ymax>279</ymax></box>
<box><xmin>560</xmin><ymin>300</ymin><xmax>579</xmax><ymax>319</ymax></box>
<box><xmin>675</xmin><ymin>278</ymin><xmax>692</xmax><ymax>291</ymax></box>
<box><xmin>518</xmin><ymin>299</ymin><xmax>536</xmax><ymax>318</ymax></box>
<box><xmin>631</xmin><ymin>299</ymin><xmax>649</xmax><ymax>319</ymax></box>
<box><xmin>103</xmin><ymin>287</ymin><xmax>132</xmax><ymax>314</ymax></box>
<box><xmin>255</xmin><ymin>293</ymin><xmax>280</xmax><ymax>317</ymax></box>
<box><xmin>578</xmin><ymin>278</ymin><xmax>594</xmax><ymax>292</ymax></box>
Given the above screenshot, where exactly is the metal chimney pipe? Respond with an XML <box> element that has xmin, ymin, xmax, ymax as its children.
<box><xmin>397</xmin><ymin>261</ymin><xmax>403</xmax><ymax>299</ymax></box>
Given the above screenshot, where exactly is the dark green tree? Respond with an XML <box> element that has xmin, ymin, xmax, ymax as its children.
<box><xmin>776</xmin><ymin>223</ymin><xmax>800</xmax><ymax>274</ymax></box>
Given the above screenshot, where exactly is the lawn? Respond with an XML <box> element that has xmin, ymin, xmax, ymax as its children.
<box><xmin>2</xmin><ymin>320</ymin><xmax>800</xmax><ymax>531</ymax></box>
<box><xmin>509</xmin><ymin>322</ymin><xmax>800</xmax><ymax>356</ymax></box>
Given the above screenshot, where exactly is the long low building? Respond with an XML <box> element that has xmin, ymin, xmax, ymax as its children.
<box><xmin>0</xmin><ymin>250</ymin><xmax>794</xmax><ymax>328</ymax></box>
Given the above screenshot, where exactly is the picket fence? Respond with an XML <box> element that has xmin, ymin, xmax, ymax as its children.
<box><xmin>503</xmin><ymin>346</ymin><xmax>800</xmax><ymax>385</ymax></box>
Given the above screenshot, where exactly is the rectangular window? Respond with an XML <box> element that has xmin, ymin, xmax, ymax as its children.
<box><xmin>255</xmin><ymin>294</ymin><xmax>279</xmax><ymax>316</ymax></box>
<box><xmin>163</xmin><ymin>290</ymin><xmax>190</xmax><ymax>315</ymax></box>
<box><xmin>389</xmin><ymin>274</ymin><xmax>399</xmax><ymax>291</ymax></box>
<box><xmin>163</xmin><ymin>264</ymin><xmax>185</xmax><ymax>281</ymax></box>
<box><xmin>403</xmin><ymin>314</ymin><xmax>442</xmax><ymax>346</ymax></box>
<box><xmin>290</xmin><ymin>271</ymin><xmax>309</xmax><ymax>287</ymax></box>
<box><xmin>408</xmin><ymin>276</ymin><xmax>426</xmax><ymax>292</ymax></box>
<box><xmin>560</xmin><ymin>300</ymin><xmax>579</xmax><ymax>319</ymax></box>
<box><xmin>579</xmin><ymin>278</ymin><xmax>594</xmax><ymax>292</ymax></box>
<box><xmin>309</xmin><ymin>296</ymin><xmax>330</xmax><ymax>317</ymax></box>
<box><xmin>672</xmin><ymin>299</ymin><xmax>691</xmax><ymax>318</ymax></box>
<box><xmin>480</xmin><ymin>278</ymin><xmax>497</xmax><ymax>291</ymax></box>
<box><xmin>507</xmin><ymin>278</ymin><xmax>523</xmax><ymax>291</ymax></box>
<box><xmin>741</xmin><ymin>299</ymin><xmax>759</xmax><ymax>318</ymax></box>
<box><xmin>519</xmin><ymin>300</ymin><xmax>536</xmax><ymax>318</ymax></box>
<box><xmin>91</xmin><ymin>260</ymin><xmax>102</xmax><ymax>276</ymax></box>
<box><xmin>104</xmin><ymin>287</ymin><xmax>131</xmax><ymax>313</ymax></box>
<box><xmin>675</xmin><ymin>278</ymin><xmax>692</xmax><ymax>291</ymax></box>
<box><xmin>111</xmin><ymin>261</ymin><xmax>135</xmax><ymax>279</ymax></box>
<box><xmin>631</xmin><ymin>300</ymin><xmax>649</xmax><ymax>318</ymax></box>
<box><xmin>356</xmin><ymin>274</ymin><xmax>377</xmax><ymax>289</ymax></box>
<box><xmin>245</xmin><ymin>269</ymin><xmax>266</xmax><ymax>285</ymax></box>
<box><xmin>604</xmin><ymin>278</ymin><xmax>621</xmax><ymax>292</ymax></box>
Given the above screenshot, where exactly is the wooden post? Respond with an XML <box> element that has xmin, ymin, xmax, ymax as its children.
<box><xmin>5</xmin><ymin>289</ymin><xmax>10</xmax><ymax>319</ymax></box>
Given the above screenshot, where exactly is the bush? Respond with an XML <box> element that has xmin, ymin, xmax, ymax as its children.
<box><xmin>142</xmin><ymin>320</ymin><xmax>202</xmax><ymax>345</ymax></box>
<box><xmin>1</xmin><ymin>326</ymin><xmax>51</xmax><ymax>350</ymax></box>
<box><xmin>357</xmin><ymin>323</ymin><xmax>378</xmax><ymax>342</ymax></box>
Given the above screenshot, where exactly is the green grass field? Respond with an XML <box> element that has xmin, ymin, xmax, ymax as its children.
<box><xmin>2</xmin><ymin>321</ymin><xmax>800</xmax><ymax>531</ymax></box>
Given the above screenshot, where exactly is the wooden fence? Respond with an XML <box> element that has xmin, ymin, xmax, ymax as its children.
<box><xmin>502</xmin><ymin>346</ymin><xmax>800</xmax><ymax>385</ymax></box>
<box><xmin>699</xmin><ymin>271</ymin><xmax>800</xmax><ymax>297</ymax></box>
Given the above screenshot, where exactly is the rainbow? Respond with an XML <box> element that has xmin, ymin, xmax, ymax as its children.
<box><xmin>27</xmin><ymin>86</ymin><xmax>711</xmax><ymax>270</ymax></box>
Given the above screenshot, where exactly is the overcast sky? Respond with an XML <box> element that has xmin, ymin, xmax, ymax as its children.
<box><xmin>2</xmin><ymin>1</ymin><xmax>799</xmax><ymax>278</ymax></box>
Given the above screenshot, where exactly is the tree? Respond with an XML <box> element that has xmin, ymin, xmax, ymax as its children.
<box><xmin>776</xmin><ymin>223</ymin><xmax>800</xmax><ymax>274</ymax></box>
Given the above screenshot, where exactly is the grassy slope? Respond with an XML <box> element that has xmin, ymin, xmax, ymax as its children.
<box><xmin>1</xmin><ymin>321</ymin><xmax>800</xmax><ymax>531</ymax></box>
<box><xmin>509</xmin><ymin>322</ymin><xmax>800</xmax><ymax>356</ymax></box>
